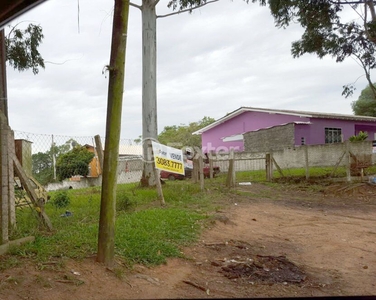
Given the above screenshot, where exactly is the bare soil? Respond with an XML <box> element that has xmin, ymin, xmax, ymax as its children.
<box><xmin>0</xmin><ymin>182</ymin><xmax>375</xmax><ymax>299</ymax></box>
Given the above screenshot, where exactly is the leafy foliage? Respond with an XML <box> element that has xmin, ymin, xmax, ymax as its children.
<box><xmin>254</xmin><ymin>0</ymin><xmax>376</xmax><ymax>99</ymax></box>
<box><xmin>351</xmin><ymin>83</ymin><xmax>376</xmax><ymax>116</ymax></box>
<box><xmin>52</xmin><ymin>191</ymin><xmax>70</xmax><ymax>209</ymax></box>
<box><xmin>56</xmin><ymin>146</ymin><xmax>94</xmax><ymax>181</ymax></box>
<box><xmin>32</xmin><ymin>152</ymin><xmax>54</xmax><ymax>186</ymax></box>
<box><xmin>349</xmin><ymin>131</ymin><xmax>368</xmax><ymax>142</ymax></box>
<box><xmin>5</xmin><ymin>23</ymin><xmax>45</xmax><ymax>74</ymax></box>
<box><xmin>157</xmin><ymin>116</ymin><xmax>215</xmax><ymax>148</ymax></box>
<box><xmin>32</xmin><ymin>139</ymin><xmax>80</xmax><ymax>185</ymax></box>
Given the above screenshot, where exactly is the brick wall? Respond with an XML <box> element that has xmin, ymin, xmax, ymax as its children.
<box><xmin>243</xmin><ymin>123</ymin><xmax>295</xmax><ymax>152</ymax></box>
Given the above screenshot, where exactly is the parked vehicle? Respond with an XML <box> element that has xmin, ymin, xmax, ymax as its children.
<box><xmin>160</xmin><ymin>162</ymin><xmax>220</xmax><ymax>181</ymax></box>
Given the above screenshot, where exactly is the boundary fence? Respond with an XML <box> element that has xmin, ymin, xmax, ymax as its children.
<box><xmin>205</xmin><ymin>141</ymin><xmax>376</xmax><ymax>187</ymax></box>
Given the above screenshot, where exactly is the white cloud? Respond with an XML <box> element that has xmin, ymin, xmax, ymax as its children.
<box><xmin>5</xmin><ymin>0</ymin><xmax>370</xmax><ymax>141</ymax></box>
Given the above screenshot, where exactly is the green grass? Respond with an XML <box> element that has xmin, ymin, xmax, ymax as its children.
<box><xmin>5</xmin><ymin>180</ymin><xmax>215</xmax><ymax>269</ymax></box>
<box><xmin>6</xmin><ymin>163</ymin><xmax>375</xmax><ymax>270</ymax></box>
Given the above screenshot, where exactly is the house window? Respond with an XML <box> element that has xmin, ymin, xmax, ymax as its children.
<box><xmin>325</xmin><ymin>127</ymin><xmax>342</xmax><ymax>143</ymax></box>
<box><xmin>301</xmin><ymin>137</ymin><xmax>305</xmax><ymax>145</ymax></box>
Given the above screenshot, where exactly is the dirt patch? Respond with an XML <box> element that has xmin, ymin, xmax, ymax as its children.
<box><xmin>0</xmin><ymin>182</ymin><xmax>375</xmax><ymax>299</ymax></box>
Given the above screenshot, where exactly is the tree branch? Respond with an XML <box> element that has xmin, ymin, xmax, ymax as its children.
<box><xmin>157</xmin><ymin>0</ymin><xmax>219</xmax><ymax>19</ymax></box>
<box><xmin>130</xmin><ymin>2</ymin><xmax>142</xmax><ymax>10</ymax></box>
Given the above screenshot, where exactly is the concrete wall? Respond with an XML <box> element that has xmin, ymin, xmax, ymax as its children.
<box><xmin>244</xmin><ymin>123</ymin><xmax>295</xmax><ymax>152</ymax></box>
<box><xmin>46</xmin><ymin>158</ymin><xmax>144</xmax><ymax>191</ymax></box>
<box><xmin>212</xmin><ymin>141</ymin><xmax>375</xmax><ymax>172</ymax></box>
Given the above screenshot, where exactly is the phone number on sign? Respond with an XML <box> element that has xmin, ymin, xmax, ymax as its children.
<box><xmin>156</xmin><ymin>157</ymin><xmax>183</xmax><ymax>170</ymax></box>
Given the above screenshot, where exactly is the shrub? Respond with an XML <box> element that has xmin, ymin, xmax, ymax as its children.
<box><xmin>53</xmin><ymin>191</ymin><xmax>70</xmax><ymax>208</ymax></box>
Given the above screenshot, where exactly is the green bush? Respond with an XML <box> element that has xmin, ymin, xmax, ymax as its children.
<box><xmin>52</xmin><ymin>191</ymin><xmax>70</xmax><ymax>208</ymax></box>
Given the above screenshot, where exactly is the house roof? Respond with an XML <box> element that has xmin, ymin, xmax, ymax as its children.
<box><xmin>193</xmin><ymin>107</ymin><xmax>376</xmax><ymax>135</ymax></box>
<box><xmin>0</xmin><ymin>0</ymin><xmax>47</xmax><ymax>29</ymax></box>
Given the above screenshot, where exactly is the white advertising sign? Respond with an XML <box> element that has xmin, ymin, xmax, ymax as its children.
<box><xmin>151</xmin><ymin>141</ymin><xmax>184</xmax><ymax>175</ymax></box>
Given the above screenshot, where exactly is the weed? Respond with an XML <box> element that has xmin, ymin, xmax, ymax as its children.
<box><xmin>52</xmin><ymin>191</ymin><xmax>70</xmax><ymax>209</ymax></box>
<box><xmin>116</xmin><ymin>192</ymin><xmax>135</xmax><ymax>212</ymax></box>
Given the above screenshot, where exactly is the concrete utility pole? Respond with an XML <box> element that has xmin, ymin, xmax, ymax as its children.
<box><xmin>97</xmin><ymin>0</ymin><xmax>130</xmax><ymax>268</ymax></box>
<box><xmin>130</xmin><ymin>0</ymin><xmax>218</xmax><ymax>187</ymax></box>
<box><xmin>0</xmin><ymin>30</ymin><xmax>8</xmax><ymax>121</ymax></box>
<box><xmin>141</xmin><ymin>0</ymin><xmax>157</xmax><ymax>187</ymax></box>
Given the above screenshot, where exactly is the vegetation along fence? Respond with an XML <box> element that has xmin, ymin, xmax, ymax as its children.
<box><xmin>14</xmin><ymin>131</ymin><xmax>143</xmax><ymax>190</ymax></box>
<box><xmin>209</xmin><ymin>141</ymin><xmax>376</xmax><ymax>185</ymax></box>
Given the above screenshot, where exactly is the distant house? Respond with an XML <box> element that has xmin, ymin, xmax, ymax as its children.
<box><xmin>85</xmin><ymin>144</ymin><xmax>101</xmax><ymax>177</ymax></box>
<box><xmin>193</xmin><ymin>107</ymin><xmax>376</xmax><ymax>153</ymax></box>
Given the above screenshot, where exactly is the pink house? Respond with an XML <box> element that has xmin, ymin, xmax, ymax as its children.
<box><xmin>193</xmin><ymin>107</ymin><xmax>376</xmax><ymax>153</ymax></box>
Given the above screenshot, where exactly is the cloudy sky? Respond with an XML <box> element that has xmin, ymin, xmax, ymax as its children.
<box><xmin>5</xmin><ymin>0</ymin><xmax>370</xmax><ymax>139</ymax></box>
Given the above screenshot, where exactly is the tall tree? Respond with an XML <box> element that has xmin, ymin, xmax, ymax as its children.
<box><xmin>55</xmin><ymin>146</ymin><xmax>94</xmax><ymax>181</ymax></box>
<box><xmin>130</xmin><ymin>0</ymin><xmax>218</xmax><ymax>187</ymax></box>
<box><xmin>97</xmin><ymin>0</ymin><xmax>130</xmax><ymax>268</ymax></box>
<box><xmin>158</xmin><ymin>116</ymin><xmax>215</xmax><ymax>148</ymax></box>
<box><xmin>0</xmin><ymin>23</ymin><xmax>45</xmax><ymax>118</ymax></box>
<box><xmin>351</xmin><ymin>83</ymin><xmax>376</xmax><ymax>116</ymax></box>
<box><xmin>254</xmin><ymin>0</ymin><xmax>376</xmax><ymax>99</ymax></box>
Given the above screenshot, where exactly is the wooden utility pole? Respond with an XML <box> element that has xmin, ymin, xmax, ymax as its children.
<box><xmin>97</xmin><ymin>0</ymin><xmax>130</xmax><ymax>268</ymax></box>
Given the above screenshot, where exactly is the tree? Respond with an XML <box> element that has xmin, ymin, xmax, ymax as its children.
<box><xmin>31</xmin><ymin>139</ymin><xmax>79</xmax><ymax>185</ymax></box>
<box><xmin>130</xmin><ymin>0</ymin><xmax>218</xmax><ymax>187</ymax></box>
<box><xmin>158</xmin><ymin>116</ymin><xmax>215</xmax><ymax>148</ymax></box>
<box><xmin>351</xmin><ymin>83</ymin><xmax>376</xmax><ymax>116</ymax></box>
<box><xmin>32</xmin><ymin>151</ymin><xmax>53</xmax><ymax>186</ymax></box>
<box><xmin>55</xmin><ymin>146</ymin><xmax>94</xmax><ymax>181</ymax></box>
<box><xmin>254</xmin><ymin>0</ymin><xmax>376</xmax><ymax>99</ymax></box>
<box><xmin>97</xmin><ymin>0</ymin><xmax>130</xmax><ymax>268</ymax></box>
<box><xmin>5</xmin><ymin>23</ymin><xmax>45</xmax><ymax>75</ymax></box>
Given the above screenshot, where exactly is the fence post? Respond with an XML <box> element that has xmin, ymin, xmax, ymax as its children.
<box><xmin>8</xmin><ymin>130</ymin><xmax>15</xmax><ymax>228</ymax></box>
<box><xmin>209</xmin><ymin>150</ymin><xmax>214</xmax><ymax>179</ymax></box>
<box><xmin>198</xmin><ymin>154</ymin><xmax>204</xmax><ymax>191</ymax></box>
<box><xmin>192</xmin><ymin>157</ymin><xmax>199</xmax><ymax>183</ymax></box>
<box><xmin>266</xmin><ymin>153</ymin><xmax>273</xmax><ymax>181</ymax></box>
<box><xmin>226</xmin><ymin>149</ymin><xmax>235</xmax><ymax>187</ymax></box>
<box><xmin>94</xmin><ymin>135</ymin><xmax>104</xmax><ymax>171</ymax></box>
<box><xmin>0</xmin><ymin>115</ymin><xmax>9</xmax><ymax>244</ymax></box>
<box><xmin>304</xmin><ymin>145</ymin><xmax>309</xmax><ymax>180</ymax></box>
<box><xmin>345</xmin><ymin>140</ymin><xmax>351</xmax><ymax>182</ymax></box>
<box><xmin>51</xmin><ymin>134</ymin><xmax>57</xmax><ymax>180</ymax></box>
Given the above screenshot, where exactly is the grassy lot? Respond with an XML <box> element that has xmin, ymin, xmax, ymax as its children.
<box><xmin>6</xmin><ymin>179</ymin><xmax>227</xmax><ymax>270</ymax></box>
<box><xmin>4</xmin><ymin>163</ymin><xmax>376</xmax><ymax>270</ymax></box>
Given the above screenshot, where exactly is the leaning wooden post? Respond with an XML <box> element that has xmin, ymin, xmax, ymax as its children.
<box><xmin>13</xmin><ymin>156</ymin><xmax>53</xmax><ymax>231</ymax></box>
<box><xmin>94</xmin><ymin>135</ymin><xmax>104</xmax><ymax>171</ymax></box>
<box><xmin>97</xmin><ymin>0</ymin><xmax>130</xmax><ymax>268</ymax></box>
<box><xmin>154</xmin><ymin>168</ymin><xmax>165</xmax><ymax>206</ymax></box>
<box><xmin>304</xmin><ymin>145</ymin><xmax>309</xmax><ymax>180</ymax></box>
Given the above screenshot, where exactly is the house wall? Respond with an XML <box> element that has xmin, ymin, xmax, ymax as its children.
<box><xmin>202</xmin><ymin>110</ymin><xmax>376</xmax><ymax>152</ymax></box>
<box><xmin>244</xmin><ymin>123</ymin><xmax>295</xmax><ymax>152</ymax></box>
<box><xmin>202</xmin><ymin>111</ymin><xmax>309</xmax><ymax>152</ymax></box>
<box><xmin>295</xmin><ymin>118</ymin><xmax>376</xmax><ymax>145</ymax></box>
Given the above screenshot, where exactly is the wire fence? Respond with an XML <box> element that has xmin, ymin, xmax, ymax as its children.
<box><xmin>14</xmin><ymin>130</ymin><xmax>144</xmax><ymax>189</ymax></box>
